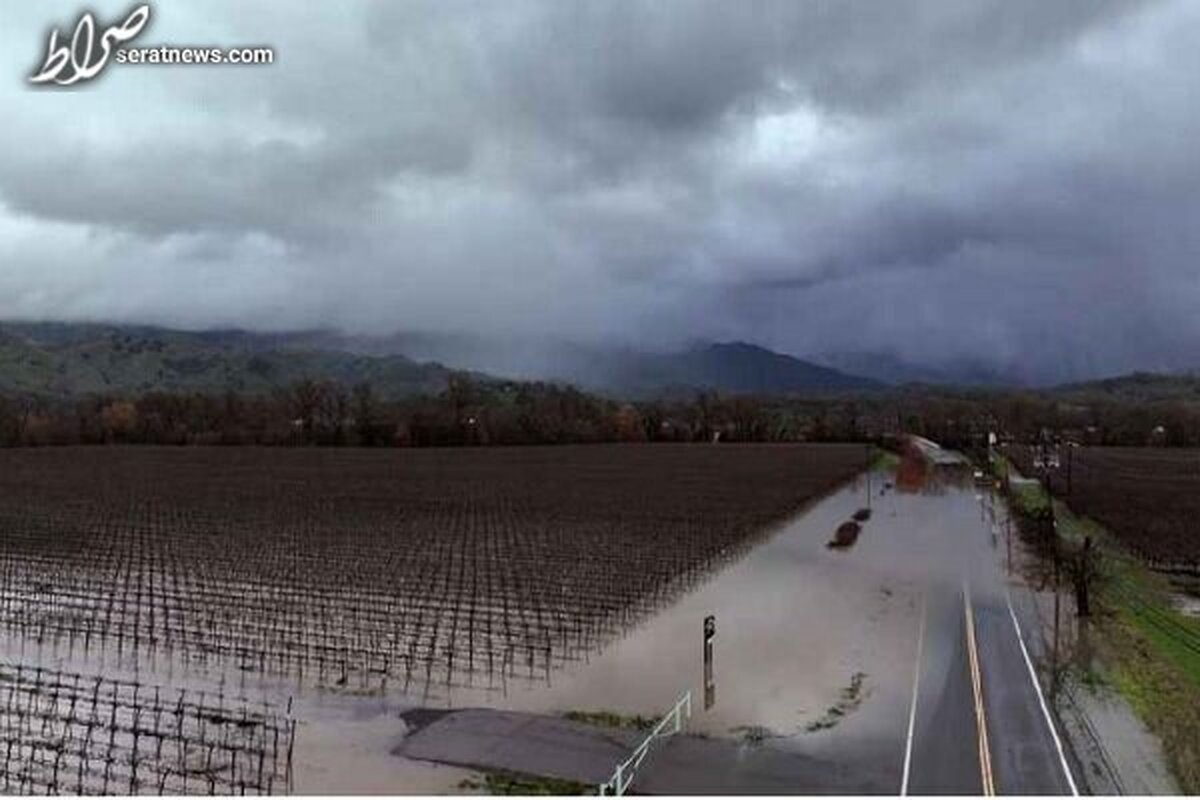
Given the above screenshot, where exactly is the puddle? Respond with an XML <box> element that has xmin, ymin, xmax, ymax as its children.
<box><xmin>1171</xmin><ymin>592</ymin><xmax>1200</xmax><ymax>618</ymax></box>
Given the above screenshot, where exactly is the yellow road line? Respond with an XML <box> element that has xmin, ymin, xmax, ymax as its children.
<box><xmin>963</xmin><ymin>581</ymin><xmax>996</xmax><ymax>796</ymax></box>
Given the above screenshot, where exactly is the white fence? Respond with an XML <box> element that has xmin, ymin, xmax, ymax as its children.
<box><xmin>598</xmin><ymin>691</ymin><xmax>691</xmax><ymax>796</ymax></box>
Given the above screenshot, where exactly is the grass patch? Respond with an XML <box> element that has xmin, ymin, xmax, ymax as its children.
<box><xmin>458</xmin><ymin>770</ymin><xmax>592</xmax><ymax>795</ymax></box>
<box><xmin>1110</xmin><ymin>579</ymin><xmax>1200</xmax><ymax>685</ymax></box>
<box><xmin>1074</xmin><ymin>663</ymin><xmax>1109</xmax><ymax>691</ymax></box>
<box><xmin>1003</xmin><ymin>458</ymin><xmax>1200</xmax><ymax>792</ymax></box>
<box><xmin>729</xmin><ymin>724</ymin><xmax>785</xmax><ymax>744</ymax></box>
<box><xmin>1050</xmin><ymin>495</ymin><xmax>1200</xmax><ymax>687</ymax></box>
<box><xmin>991</xmin><ymin>454</ymin><xmax>1051</xmax><ymax>517</ymax></box>
<box><xmin>984</xmin><ymin>452</ymin><xmax>1015</xmax><ymax>481</ymax></box>
<box><xmin>1010</xmin><ymin>481</ymin><xmax>1050</xmax><ymax>517</ymax></box>
<box><xmin>805</xmin><ymin>671</ymin><xmax>868</xmax><ymax>733</ymax></box>
<box><xmin>871</xmin><ymin>449</ymin><xmax>901</xmax><ymax>470</ymax></box>
<box><xmin>562</xmin><ymin>709</ymin><xmax>657</xmax><ymax>732</ymax></box>
<box><xmin>1099</xmin><ymin>613</ymin><xmax>1200</xmax><ymax>793</ymax></box>
<box><xmin>1054</xmin><ymin>499</ymin><xmax>1200</xmax><ymax>686</ymax></box>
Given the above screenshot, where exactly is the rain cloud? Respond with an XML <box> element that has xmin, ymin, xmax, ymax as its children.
<box><xmin>2</xmin><ymin>0</ymin><xmax>1198</xmax><ymax>382</ymax></box>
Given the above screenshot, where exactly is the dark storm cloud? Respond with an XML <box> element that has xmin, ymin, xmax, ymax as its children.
<box><xmin>0</xmin><ymin>127</ymin><xmax>472</xmax><ymax>241</ymax></box>
<box><xmin>1</xmin><ymin>0</ymin><xmax>1196</xmax><ymax>381</ymax></box>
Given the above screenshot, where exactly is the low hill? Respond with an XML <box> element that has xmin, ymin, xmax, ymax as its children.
<box><xmin>0</xmin><ymin>323</ymin><xmax>457</xmax><ymax>400</ymax></box>
<box><xmin>615</xmin><ymin>342</ymin><xmax>882</xmax><ymax>396</ymax></box>
<box><xmin>0</xmin><ymin>323</ymin><xmax>880</xmax><ymax>400</ymax></box>
<box><xmin>1053</xmin><ymin>371</ymin><xmax>1200</xmax><ymax>403</ymax></box>
<box><xmin>813</xmin><ymin>350</ymin><xmax>1031</xmax><ymax>387</ymax></box>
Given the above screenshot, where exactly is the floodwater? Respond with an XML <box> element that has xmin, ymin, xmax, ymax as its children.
<box><xmin>1171</xmin><ymin>584</ymin><xmax>1200</xmax><ymax>618</ymax></box>
<box><xmin>445</xmin><ymin>468</ymin><xmax>923</xmax><ymax>743</ymax></box>
<box><xmin>430</xmin><ymin>460</ymin><xmax>1046</xmax><ymax>781</ymax></box>
<box><xmin>2</xmin><ymin>456</ymin><xmax>1058</xmax><ymax>794</ymax></box>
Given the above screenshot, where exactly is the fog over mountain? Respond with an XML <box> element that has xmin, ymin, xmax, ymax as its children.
<box><xmin>3</xmin><ymin>1</ymin><xmax>1200</xmax><ymax>385</ymax></box>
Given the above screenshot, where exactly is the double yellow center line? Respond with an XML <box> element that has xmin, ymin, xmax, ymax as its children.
<box><xmin>963</xmin><ymin>580</ymin><xmax>996</xmax><ymax>795</ymax></box>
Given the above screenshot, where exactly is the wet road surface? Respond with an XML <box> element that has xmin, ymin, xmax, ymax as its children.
<box><xmin>905</xmin><ymin>578</ymin><xmax>1076</xmax><ymax>795</ymax></box>
<box><xmin>897</xmin><ymin>455</ymin><xmax>1078</xmax><ymax>796</ymax></box>
<box><xmin>402</xmin><ymin>453</ymin><xmax>1081</xmax><ymax>794</ymax></box>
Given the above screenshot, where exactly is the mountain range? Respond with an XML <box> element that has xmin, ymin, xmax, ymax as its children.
<box><xmin>0</xmin><ymin>323</ymin><xmax>454</xmax><ymax>400</ymax></box>
<box><xmin>2</xmin><ymin>321</ymin><xmax>1194</xmax><ymax>402</ymax></box>
<box><xmin>809</xmin><ymin>351</ymin><xmax>1025</xmax><ymax>388</ymax></box>
<box><xmin>0</xmin><ymin>322</ymin><xmax>880</xmax><ymax>400</ymax></box>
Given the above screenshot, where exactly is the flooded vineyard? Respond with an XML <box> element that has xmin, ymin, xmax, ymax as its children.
<box><xmin>0</xmin><ymin>661</ymin><xmax>293</xmax><ymax>795</ymax></box>
<box><xmin>0</xmin><ymin>444</ymin><xmax>867</xmax><ymax>793</ymax></box>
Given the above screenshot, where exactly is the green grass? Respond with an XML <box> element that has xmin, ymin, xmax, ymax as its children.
<box><xmin>871</xmin><ymin>448</ymin><xmax>900</xmax><ymax>470</ymax></box>
<box><xmin>1101</xmin><ymin>611</ymin><xmax>1200</xmax><ymax>793</ymax></box>
<box><xmin>1009</xmin><ymin>480</ymin><xmax>1051</xmax><ymax>517</ymax></box>
<box><xmin>1001</xmin><ymin>460</ymin><xmax>1200</xmax><ymax>792</ymax></box>
<box><xmin>1049</xmin><ymin>499</ymin><xmax>1106</xmax><ymax>547</ymax></box>
<box><xmin>989</xmin><ymin>454</ymin><xmax>1052</xmax><ymax>518</ymax></box>
<box><xmin>1046</xmin><ymin>496</ymin><xmax>1200</xmax><ymax>687</ymax></box>
<box><xmin>562</xmin><ymin>709</ymin><xmax>657</xmax><ymax>731</ymax></box>
<box><xmin>1105</xmin><ymin>568</ymin><xmax>1200</xmax><ymax>687</ymax></box>
<box><xmin>1124</xmin><ymin>606</ymin><xmax>1200</xmax><ymax>682</ymax></box>
<box><xmin>458</xmin><ymin>770</ymin><xmax>592</xmax><ymax>795</ymax></box>
<box><xmin>804</xmin><ymin>671</ymin><xmax>868</xmax><ymax>733</ymax></box>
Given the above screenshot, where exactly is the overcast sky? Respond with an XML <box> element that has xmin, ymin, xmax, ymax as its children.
<box><xmin>2</xmin><ymin>1</ymin><xmax>1198</xmax><ymax>381</ymax></box>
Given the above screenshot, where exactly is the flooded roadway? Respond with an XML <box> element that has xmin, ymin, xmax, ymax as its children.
<box><xmin>2</xmin><ymin>449</ymin><xmax>1081</xmax><ymax>794</ymax></box>
<box><xmin>423</xmin><ymin>451</ymin><xmax>1080</xmax><ymax>795</ymax></box>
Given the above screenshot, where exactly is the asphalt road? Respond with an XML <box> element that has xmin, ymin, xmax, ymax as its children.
<box><xmin>904</xmin><ymin>580</ymin><xmax>1077</xmax><ymax>795</ymax></box>
<box><xmin>402</xmin><ymin>565</ymin><xmax>1080</xmax><ymax>796</ymax></box>
<box><xmin>904</xmin><ymin>584</ymin><xmax>986</xmax><ymax>795</ymax></box>
<box><xmin>903</xmin><ymin>444</ymin><xmax>1078</xmax><ymax>796</ymax></box>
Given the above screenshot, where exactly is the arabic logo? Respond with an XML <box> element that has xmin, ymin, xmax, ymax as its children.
<box><xmin>30</xmin><ymin>5</ymin><xmax>150</xmax><ymax>86</ymax></box>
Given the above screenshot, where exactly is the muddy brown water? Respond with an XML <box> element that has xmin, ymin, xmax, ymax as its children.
<box><xmin>2</xmin><ymin>463</ymin><xmax>1052</xmax><ymax>794</ymax></box>
<box><xmin>433</xmin><ymin>465</ymin><xmax>1025</xmax><ymax>771</ymax></box>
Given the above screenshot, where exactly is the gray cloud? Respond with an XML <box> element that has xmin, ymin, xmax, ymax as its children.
<box><xmin>1</xmin><ymin>0</ymin><xmax>1196</xmax><ymax>383</ymax></box>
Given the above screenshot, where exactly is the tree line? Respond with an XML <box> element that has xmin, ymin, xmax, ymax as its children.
<box><xmin>0</xmin><ymin>375</ymin><xmax>871</xmax><ymax>447</ymax></box>
<box><xmin>2</xmin><ymin>375</ymin><xmax>1199</xmax><ymax>448</ymax></box>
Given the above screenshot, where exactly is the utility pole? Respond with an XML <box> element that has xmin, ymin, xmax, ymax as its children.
<box><xmin>1006</xmin><ymin>511</ymin><xmax>1012</xmax><ymax>576</ymax></box>
<box><xmin>1038</xmin><ymin>452</ymin><xmax>1062</xmax><ymax>700</ymax></box>
<box><xmin>866</xmin><ymin>444</ymin><xmax>872</xmax><ymax>511</ymax></box>
<box><xmin>1066</xmin><ymin>444</ymin><xmax>1073</xmax><ymax>498</ymax></box>
<box><xmin>1051</xmin><ymin>515</ymin><xmax>1061</xmax><ymax>699</ymax></box>
<box><xmin>1076</xmin><ymin>536</ymin><xmax>1093</xmax><ymax>618</ymax></box>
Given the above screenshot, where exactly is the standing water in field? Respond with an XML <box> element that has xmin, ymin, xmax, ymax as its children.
<box><xmin>0</xmin><ymin>445</ymin><xmax>871</xmax><ymax>793</ymax></box>
<box><xmin>0</xmin><ymin>446</ymin><xmax>1067</xmax><ymax>793</ymax></box>
<box><xmin>413</xmin><ymin>457</ymin><xmax>1053</xmax><ymax>792</ymax></box>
